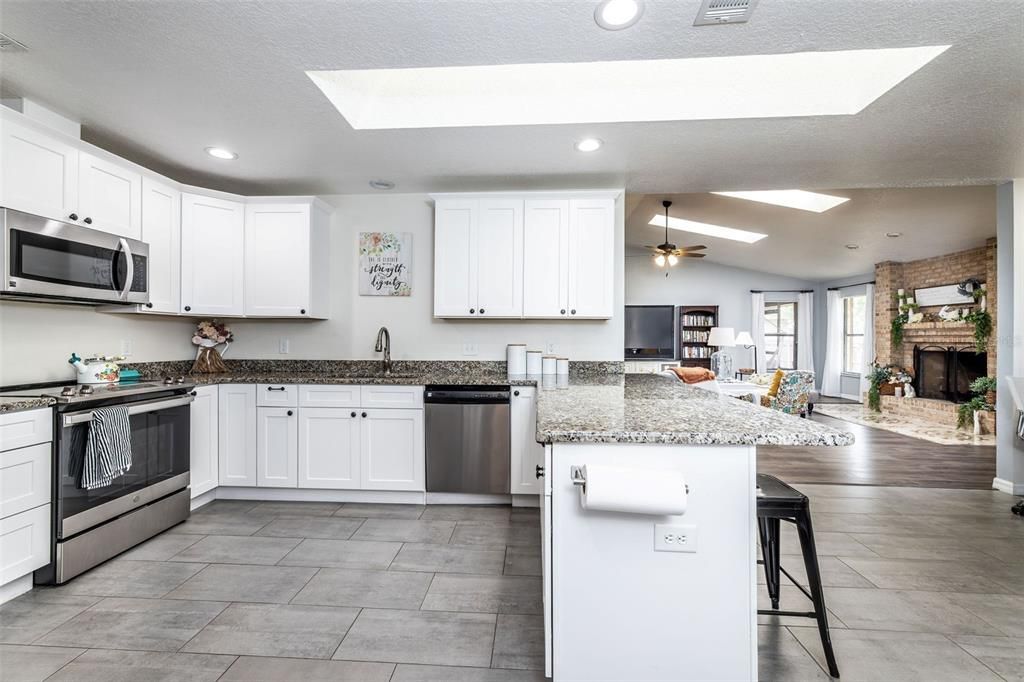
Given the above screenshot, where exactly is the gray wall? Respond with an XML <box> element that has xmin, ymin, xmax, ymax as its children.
<box><xmin>625</xmin><ymin>250</ymin><xmax>817</xmax><ymax>371</ymax></box>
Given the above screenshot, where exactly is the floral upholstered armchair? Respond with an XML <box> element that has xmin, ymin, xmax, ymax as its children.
<box><xmin>760</xmin><ymin>370</ymin><xmax>815</xmax><ymax>417</ymax></box>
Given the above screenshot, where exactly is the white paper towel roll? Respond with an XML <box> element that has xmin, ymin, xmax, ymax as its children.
<box><xmin>578</xmin><ymin>465</ymin><xmax>687</xmax><ymax>516</ymax></box>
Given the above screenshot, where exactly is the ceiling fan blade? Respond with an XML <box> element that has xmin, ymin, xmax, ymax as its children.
<box><xmin>681</xmin><ymin>245</ymin><xmax>707</xmax><ymax>251</ymax></box>
<box><xmin>684</xmin><ymin>253</ymin><xmax>706</xmax><ymax>258</ymax></box>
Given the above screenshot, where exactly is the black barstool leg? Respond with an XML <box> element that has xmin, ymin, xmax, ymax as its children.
<box><xmin>796</xmin><ymin>513</ymin><xmax>840</xmax><ymax>678</ymax></box>
<box><xmin>759</xmin><ymin>517</ymin><xmax>781</xmax><ymax>610</ymax></box>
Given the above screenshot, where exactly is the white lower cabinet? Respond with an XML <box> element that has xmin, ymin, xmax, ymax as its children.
<box><xmin>0</xmin><ymin>504</ymin><xmax>50</xmax><ymax>585</ymax></box>
<box><xmin>257</xmin><ymin>407</ymin><xmax>299</xmax><ymax>488</ymax></box>
<box><xmin>298</xmin><ymin>408</ymin><xmax>360</xmax><ymax>489</ymax></box>
<box><xmin>360</xmin><ymin>408</ymin><xmax>425</xmax><ymax>491</ymax></box>
<box><xmin>189</xmin><ymin>386</ymin><xmax>219</xmax><ymax>498</ymax></box>
<box><xmin>510</xmin><ymin>387</ymin><xmax>543</xmax><ymax>495</ymax></box>
<box><xmin>218</xmin><ymin>384</ymin><xmax>257</xmax><ymax>486</ymax></box>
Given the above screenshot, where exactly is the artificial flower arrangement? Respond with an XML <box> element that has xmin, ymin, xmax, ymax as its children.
<box><xmin>190</xmin><ymin>320</ymin><xmax>233</xmax><ymax>373</ymax></box>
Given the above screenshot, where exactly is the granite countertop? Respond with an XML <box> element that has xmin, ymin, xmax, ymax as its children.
<box><xmin>178</xmin><ymin>370</ymin><xmax>535</xmax><ymax>387</ymax></box>
<box><xmin>535</xmin><ymin>374</ymin><xmax>854</xmax><ymax>447</ymax></box>
<box><xmin>0</xmin><ymin>396</ymin><xmax>56</xmax><ymax>414</ymax></box>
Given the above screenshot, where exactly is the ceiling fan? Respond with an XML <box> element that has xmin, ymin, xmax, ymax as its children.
<box><xmin>646</xmin><ymin>200</ymin><xmax>707</xmax><ymax>268</ymax></box>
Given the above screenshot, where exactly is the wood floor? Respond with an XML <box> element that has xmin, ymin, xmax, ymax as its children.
<box><xmin>757</xmin><ymin>414</ymin><xmax>997</xmax><ymax>489</ymax></box>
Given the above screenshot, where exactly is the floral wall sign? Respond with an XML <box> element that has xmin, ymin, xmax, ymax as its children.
<box><xmin>359</xmin><ymin>232</ymin><xmax>412</xmax><ymax>296</ymax></box>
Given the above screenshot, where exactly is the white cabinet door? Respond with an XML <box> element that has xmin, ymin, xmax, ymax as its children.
<box><xmin>433</xmin><ymin>199</ymin><xmax>477</xmax><ymax>317</ymax></box>
<box><xmin>245</xmin><ymin>203</ymin><xmax>311</xmax><ymax>317</ymax></box>
<box><xmin>567</xmin><ymin>198</ymin><xmax>615</xmax><ymax>319</ymax></box>
<box><xmin>77</xmin><ymin>152</ymin><xmax>142</xmax><ymax>239</ymax></box>
<box><xmin>0</xmin><ymin>504</ymin><xmax>50</xmax><ymax>584</ymax></box>
<box><xmin>523</xmin><ymin>199</ymin><xmax>570</xmax><ymax>318</ymax></box>
<box><xmin>475</xmin><ymin>199</ymin><xmax>523</xmax><ymax>318</ymax></box>
<box><xmin>257</xmin><ymin>407</ymin><xmax>298</xmax><ymax>488</ymax></box>
<box><xmin>189</xmin><ymin>385</ymin><xmax>219</xmax><ymax>498</ymax></box>
<box><xmin>180</xmin><ymin>193</ymin><xmax>244</xmax><ymax>316</ymax></box>
<box><xmin>140</xmin><ymin>177</ymin><xmax>181</xmax><ymax>314</ymax></box>
<box><xmin>218</xmin><ymin>384</ymin><xmax>257</xmax><ymax>487</ymax></box>
<box><xmin>360</xmin><ymin>408</ymin><xmax>424</xmax><ymax>491</ymax></box>
<box><xmin>0</xmin><ymin>119</ymin><xmax>79</xmax><ymax>223</ymax></box>
<box><xmin>510</xmin><ymin>387</ymin><xmax>543</xmax><ymax>495</ymax></box>
<box><xmin>298</xmin><ymin>408</ymin><xmax>360</xmax><ymax>489</ymax></box>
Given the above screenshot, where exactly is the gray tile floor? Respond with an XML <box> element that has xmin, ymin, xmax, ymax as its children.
<box><xmin>1</xmin><ymin>488</ymin><xmax>1022</xmax><ymax>681</ymax></box>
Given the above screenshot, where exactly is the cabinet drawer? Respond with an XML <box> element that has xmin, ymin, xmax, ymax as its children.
<box><xmin>360</xmin><ymin>385</ymin><xmax>424</xmax><ymax>409</ymax></box>
<box><xmin>0</xmin><ymin>443</ymin><xmax>51</xmax><ymax>519</ymax></box>
<box><xmin>0</xmin><ymin>408</ymin><xmax>52</xmax><ymax>452</ymax></box>
<box><xmin>257</xmin><ymin>384</ymin><xmax>298</xmax><ymax>407</ymax></box>
<box><xmin>0</xmin><ymin>504</ymin><xmax>50</xmax><ymax>584</ymax></box>
<box><xmin>298</xmin><ymin>385</ymin><xmax>361</xmax><ymax>409</ymax></box>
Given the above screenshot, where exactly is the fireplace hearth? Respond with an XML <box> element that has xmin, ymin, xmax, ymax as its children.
<box><xmin>912</xmin><ymin>345</ymin><xmax>986</xmax><ymax>403</ymax></box>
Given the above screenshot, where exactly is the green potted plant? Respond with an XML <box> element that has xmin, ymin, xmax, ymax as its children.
<box><xmin>963</xmin><ymin>308</ymin><xmax>992</xmax><ymax>353</ymax></box>
<box><xmin>957</xmin><ymin>396</ymin><xmax>991</xmax><ymax>430</ymax></box>
<box><xmin>969</xmin><ymin>376</ymin><xmax>997</xmax><ymax>407</ymax></box>
<box><xmin>866</xmin><ymin>363</ymin><xmax>892</xmax><ymax>412</ymax></box>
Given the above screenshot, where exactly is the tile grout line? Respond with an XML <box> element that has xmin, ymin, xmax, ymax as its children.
<box><xmin>943</xmin><ymin>632</ymin><xmax>1011</xmax><ymax>681</ymax></box>
<box><xmin>35</xmin><ymin>644</ymin><xmax>90</xmax><ymax>682</ymax></box>
<box><xmin>212</xmin><ymin>654</ymin><xmax>241</xmax><ymax>682</ymax></box>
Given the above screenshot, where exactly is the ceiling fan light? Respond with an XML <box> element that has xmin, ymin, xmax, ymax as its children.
<box><xmin>654</xmin><ymin>254</ymin><xmax>666</xmax><ymax>267</ymax></box>
<box><xmin>667</xmin><ymin>254</ymin><xmax>679</xmax><ymax>266</ymax></box>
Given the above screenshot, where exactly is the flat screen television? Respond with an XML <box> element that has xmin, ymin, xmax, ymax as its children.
<box><xmin>624</xmin><ymin>305</ymin><xmax>675</xmax><ymax>360</ymax></box>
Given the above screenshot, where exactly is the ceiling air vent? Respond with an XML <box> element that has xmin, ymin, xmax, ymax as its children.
<box><xmin>0</xmin><ymin>33</ymin><xmax>28</xmax><ymax>51</ymax></box>
<box><xmin>694</xmin><ymin>0</ymin><xmax>757</xmax><ymax>26</ymax></box>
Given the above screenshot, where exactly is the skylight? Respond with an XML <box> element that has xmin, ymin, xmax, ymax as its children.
<box><xmin>649</xmin><ymin>215</ymin><xmax>767</xmax><ymax>244</ymax></box>
<box><xmin>711</xmin><ymin>190</ymin><xmax>850</xmax><ymax>213</ymax></box>
<box><xmin>307</xmin><ymin>45</ymin><xmax>949</xmax><ymax>130</ymax></box>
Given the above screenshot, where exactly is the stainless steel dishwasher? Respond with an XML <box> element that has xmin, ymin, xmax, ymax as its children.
<box><xmin>424</xmin><ymin>385</ymin><xmax>511</xmax><ymax>494</ymax></box>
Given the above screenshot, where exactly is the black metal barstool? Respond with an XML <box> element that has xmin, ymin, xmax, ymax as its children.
<box><xmin>756</xmin><ymin>473</ymin><xmax>840</xmax><ymax>678</ymax></box>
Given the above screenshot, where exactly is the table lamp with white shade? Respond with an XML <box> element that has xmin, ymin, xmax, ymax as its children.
<box><xmin>707</xmin><ymin>327</ymin><xmax>736</xmax><ymax>379</ymax></box>
<box><xmin>734</xmin><ymin>331</ymin><xmax>756</xmax><ymax>373</ymax></box>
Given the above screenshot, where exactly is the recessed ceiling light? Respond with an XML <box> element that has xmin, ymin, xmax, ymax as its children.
<box><xmin>205</xmin><ymin>147</ymin><xmax>237</xmax><ymax>160</ymax></box>
<box><xmin>845</xmin><ymin>244</ymin><xmax>860</xmax><ymax>250</ymax></box>
<box><xmin>369</xmin><ymin>179</ymin><xmax>395</xmax><ymax>190</ymax></box>
<box><xmin>307</xmin><ymin>45</ymin><xmax>950</xmax><ymax>130</ymax></box>
<box><xmin>595</xmin><ymin>0</ymin><xmax>644</xmax><ymax>30</ymax></box>
<box><xmin>885</xmin><ymin>231</ymin><xmax>902</xmax><ymax>238</ymax></box>
<box><xmin>648</xmin><ymin>214</ymin><xmax>767</xmax><ymax>244</ymax></box>
<box><xmin>711</xmin><ymin>189</ymin><xmax>850</xmax><ymax>213</ymax></box>
<box><xmin>574</xmin><ymin>138</ymin><xmax>603</xmax><ymax>152</ymax></box>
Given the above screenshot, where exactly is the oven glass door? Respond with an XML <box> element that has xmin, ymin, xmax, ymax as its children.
<box><xmin>57</xmin><ymin>401</ymin><xmax>190</xmax><ymax>536</ymax></box>
<box><xmin>10</xmin><ymin>228</ymin><xmax>145</xmax><ymax>296</ymax></box>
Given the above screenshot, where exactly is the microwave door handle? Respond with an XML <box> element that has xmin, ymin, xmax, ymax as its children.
<box><xmin>62</xmin><ymin>394</ymin><xmax>195</xmax><ymax>427</ymax></box>
<box><xmin>118</xmin><ymin>238</ymin><xmax>134</xmax><ymax>300</ymax></box>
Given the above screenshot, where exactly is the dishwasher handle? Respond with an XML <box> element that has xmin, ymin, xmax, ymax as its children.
<box><xmin>424</xmin><ymin>385</ymin><xmax>510</xmax><ymax>404</ymax></box>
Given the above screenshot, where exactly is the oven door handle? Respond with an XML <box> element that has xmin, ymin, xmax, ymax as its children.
<box><xmin>62</xmin><ymin>394</ymin><xmax>194</xmax><ymax>427</ymax></box>
<box><xmin>118</xmin><ymin>238</ymin><xmax>134</xmax><ymax>300</ymax></box>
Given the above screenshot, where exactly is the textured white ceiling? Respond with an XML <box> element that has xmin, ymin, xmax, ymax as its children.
<box><xmin>626</xmin><ymin>185</ymin><xmax>998</xmax><ymax>281</ymax></box>
<box><xmin>0</xmin><ymin>0</ymin><xmax>1021</xmax><ymax>195</ymax></box>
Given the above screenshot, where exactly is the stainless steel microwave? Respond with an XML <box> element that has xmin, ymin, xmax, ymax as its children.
<box><xmin>1</xmin><ymin>208</ymin><xmax>150</xmax><ymax>305</ymax></box>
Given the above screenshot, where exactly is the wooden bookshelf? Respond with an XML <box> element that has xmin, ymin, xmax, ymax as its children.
<box><xmin>677</xmin><ymin>305</ymin><xmax>719</xmax><ymax>367</ymax></box>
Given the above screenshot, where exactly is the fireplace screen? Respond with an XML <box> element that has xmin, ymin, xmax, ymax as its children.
<box><xmin>912</xmin><ymin>345</ymin><xmax>986</xmax><ymax>403</ymax></box>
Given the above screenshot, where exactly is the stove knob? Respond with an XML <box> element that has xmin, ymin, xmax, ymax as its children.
<box><xmin>61</xmin><ymin>386</ymin><xmax>76</xmax><ymax>397</ymax></box>
<box><xmin>79</xmin><ymin>385</ymin><xmax>94</xmax><ymax>395</ymax></box>
<box><xmin>163</xmin><ymin>377</ymin><xmax>174</xmax><ymax>385</ymax></box>
<box><xmin>175</xmin><ymin>376</ymin><xmax>185</xmax><ymax>384</ymax></box>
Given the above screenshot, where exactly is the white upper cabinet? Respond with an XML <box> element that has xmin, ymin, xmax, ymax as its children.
<box><xmin>567</xmin><ymin>198</ymin><xmax>615</xmax><ymax>318</ymax></box>
<box><xmin>77</xmin><ymin>151</ymin><xmax>142</xmax><ymax>239</ymax></box>
<box><xmin>523</xmin><ymin>199</ymin><xmax>570</xmax><ymax>318</ymax></box>
<box><xmin>433</xmin><ymin>199</ymin><xmax>477</xmax><ymax>317</ymax></box>
<box><xmin>0</xmin><ymin>118</ymin><xmax>79</xmax><ymax>222</ymax></box>
<box><xmin>139</xmin><ymin>177</ymin><xmax>180</xmax><ymax>314</ymax></box>
<box><xmin>476</xmin><ymin>199</ymin><xmax>523</xmax><ymax>318</ymax></box>
<box><xmin>180</xmin><ymin>192</ymin><xmax>245</xmax><ymax>316</ymax></box>
<box><xmin>244</xmin><ymin>200</ymin><xmax>329</xmax><ymax>318</ymax></box>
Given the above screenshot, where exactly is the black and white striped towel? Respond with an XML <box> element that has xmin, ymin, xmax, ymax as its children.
<box><xmin>81</xmin><ymin>406</ymin><xmax>133</xmax><ymax>490</ymax></box>
<box><xmin>1017</xmin><ymin>410</ymin><xmax>1024</xmax><ymax>441</ymax></box>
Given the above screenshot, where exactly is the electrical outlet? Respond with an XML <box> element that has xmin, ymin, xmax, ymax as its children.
<box><xmin>462</xmin><ymin>343</ymin><xmax>478</xmax><ymax>356</ymax></box>
<box><xmin>120</xmin><ymin>339</ymin><xmax>133</xmax><ymax>356</ymax></box>
<box><xmin>654</xmin><ymin>524</ymin><xmax>697</xmax><ymax>553</ymax></box>
<box><xmin>279</xmin><ymin>338</ymin><xmax>290</xmax><ymax>354</ymax></box>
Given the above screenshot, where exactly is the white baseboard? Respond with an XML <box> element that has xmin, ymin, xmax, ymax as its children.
<box><xmin>0</xmin><ymin>573</ymin><xmax>34</xmax><ymax>605</ymax></box>
<box><xmin>216</xmin><ymin>486</ymin><xmax>427</xmax><ymax>505</ymax></box>
<box><xmin>190</xmin><ymin>488</ymin><xmax>217</xmax><ymax>511</ymax></box>
<box><xmin>425</xmin><ymin>493</ymin><xmax>511</xmax><ymax>505</ymax></box>
<box><xmin>512</xmin><ymin>494</ymin><xmax>540</xmax><ymax>508</ymax></box>
<box><xmin>992</xmin><ymin>477</ymin><xmax>1024</xmax><ymax>495</ymax></box>
<box><xmin>839</xmin><ymin>393</ymin><xmax>862</xmax><ymax>402</ymax></box>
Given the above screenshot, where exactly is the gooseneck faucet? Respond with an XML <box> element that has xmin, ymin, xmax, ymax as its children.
<box><xmin>375</xmin><ymin>326</ymin><xmax>392</xmax><ymax>376</ymax></box>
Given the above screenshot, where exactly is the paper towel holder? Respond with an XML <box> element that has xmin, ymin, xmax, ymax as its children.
<box><xmin>570</xmin><ymin>465</ymin><xmax>690</xmax><ymax>494</ymax></box>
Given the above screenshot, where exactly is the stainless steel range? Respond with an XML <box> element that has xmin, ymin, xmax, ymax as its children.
<box><xmin>10</xmin><ymin>378</ymin><xmax>195</xmax><ymax>584</ymax></box>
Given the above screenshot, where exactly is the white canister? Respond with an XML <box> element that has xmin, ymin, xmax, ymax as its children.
<box><xmin>556</xmin><ymin>358</ymin><xmax>569</xmax><ymax>376</ymax></box>
<box><xmin>507</xmin><ymin>344</ymin><xmax>527</xmax><ymax>375</ymax></box>
<box><xmin>542</xmin><ymin>355</ymin><xmax>557</xmax><ymax>376</ymax></box>
<box><xmin>526</xmin><ymin>350</ymin><xmax>543</xmax><ymax>376</ymax></box>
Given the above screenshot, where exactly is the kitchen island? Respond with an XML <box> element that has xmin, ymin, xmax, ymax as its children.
<box><xmin>535</xmin><ymin>373</ymin><xmax>852</xmax><ymax>682</ymax></box>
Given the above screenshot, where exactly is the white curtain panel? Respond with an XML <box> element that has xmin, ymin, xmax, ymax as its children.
<box><xmin>821</xmin><ymin>289</ymin><xmax>844</xmax><ymax>397</ymax></box>
<box><xmin>751</xmin><ymin>292</ymin><xmax>766</xmax><ymax>374</ymax></box>
<box><xmin>859</xmin><ymin>283</ymin><xmax>876</xmax><ymax>399</ymax></box>
<box><xmin>797</xmin><ymin>292</ymin><xmax>815</xmax><ymax>371</ymax></box>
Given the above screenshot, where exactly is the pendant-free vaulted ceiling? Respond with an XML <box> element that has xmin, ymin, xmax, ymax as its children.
<box><xmin>0</xmin><ymin>0</ymin><xmax>1020</xmax><ymax>196</ymax></box>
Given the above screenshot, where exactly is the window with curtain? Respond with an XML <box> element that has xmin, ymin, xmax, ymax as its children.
<box><xmin>764</xmin><ymin>301</ymin><xmax>797</xmax><ymax>370</ymax></box>
<box><xmin>843</xmin><ymin>295</ymin><xmax>866</xmax><ymax>374</ymax></box>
